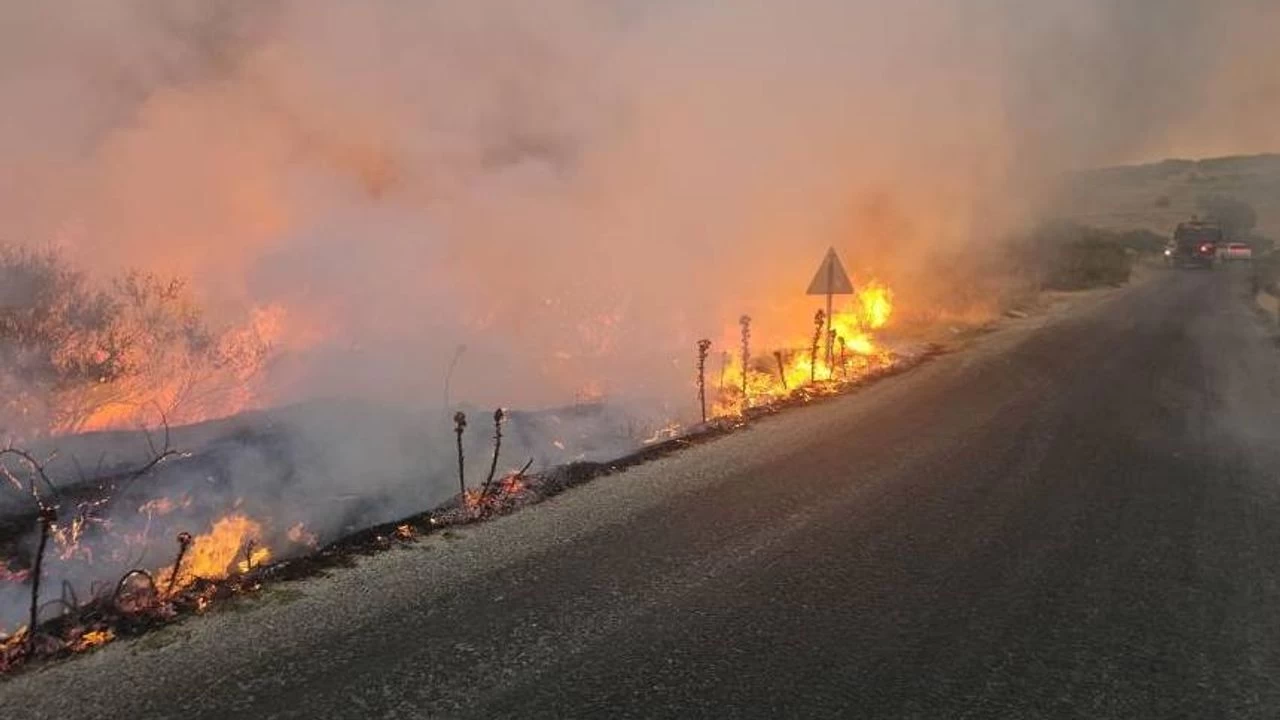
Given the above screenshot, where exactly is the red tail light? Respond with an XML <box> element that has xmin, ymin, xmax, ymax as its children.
<box><xmin>1200</xmin><ymin>244</ymin><xmax>1212</xmax><ymax>253</ymax></box>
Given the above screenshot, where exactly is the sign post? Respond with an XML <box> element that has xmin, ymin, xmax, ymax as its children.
<box><xmin>805</xmin><ymin>247</ymin><xmax>855</xmax><ymax>375</ymax></box>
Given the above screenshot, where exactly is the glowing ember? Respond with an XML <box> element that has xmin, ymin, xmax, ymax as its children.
<box><xmin>287</xmin><ymin>522</ymin><xmax>319</xmax><ymax>549</ymax></box>
<box><xmin>0</xmin><ymin>564</ymin><xmax>29</xmax><ymax>584</ymax></box>
<box><xmin>461</xmin><ymin>469</ymin><xmax>530</xmax><ymax>517</ymax></box>
<box><xmin>138</xmin><ymin>497</ymin><xmax>189</xmax><ymax>516</ymax></box>
<box><xmin>68</xmin><ymin>628</ymin><xmax>114</xmax><ymax>652</ymax></box>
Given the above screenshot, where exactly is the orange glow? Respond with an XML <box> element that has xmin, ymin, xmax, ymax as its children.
<box><xmin>286</xmin><ymin>522</ymin><xmax>319</xmax><ymax>549</ymax></box>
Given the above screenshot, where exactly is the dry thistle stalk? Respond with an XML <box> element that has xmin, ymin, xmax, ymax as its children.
<box><xmin>165</xmin><ymin>531</ymin><xmax>194</xmax><ymax>597</ymax></box>
<box><xmin>26</xmin><ymin>503</ymin><xmax>56</xmax><ymax>655</ymax></box>
<box><xmin>453</xmin><ymin>411</ymin><xmax>467</xmax><ymax>497</ymax></box>
<box><xmin>696</xmin><ymin>339</ymin><xmax>712</xmax><ymax>423</ymax></box>
<box><xmin>773</xmin><ymin>351</ymin><xmax>788</xmax><ymax>390</ymax></box>
<box><xmin>480</xmin><ymin>408</ymin><xmax>506</xmax><ymax>503</ymax></box>
<box><xmin>243</xmin><ymin>539</ymin><xmax>258</xmax><ymax>573</ymax></box>
<box><xmin>739</xmin><ymin>315</ymin><xmax>752</xmax><ymax>406</ymax></box>
<box><xmin>810</xmin><ymin>310</ymin><xmax>825</xmax><ymax>384</ymax></box>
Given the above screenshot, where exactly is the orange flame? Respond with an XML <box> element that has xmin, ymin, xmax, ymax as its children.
<box><xmin>68</xmin><ymin>628</ymin><xmax>115</xmax><ymax>652</ymax></box>
<box><xmin>158</xmin><ymin>513</ymin><xmax>270</xmax><ymax>591</ymax></box>
<box><xmin>712</xmin><ymin>280</ymin><xmax>896</xmax><ymax>416</ymax></box>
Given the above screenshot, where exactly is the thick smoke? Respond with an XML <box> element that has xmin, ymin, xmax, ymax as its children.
<box><xmin>2</xmin><ymin>0</ymin><xmax>1276</xmax><ymax>410</ymax></box>
<box><xmin>0</xmin><ymin>0</ymin><xmax>1277</xmax><ymax>629</ymax></box>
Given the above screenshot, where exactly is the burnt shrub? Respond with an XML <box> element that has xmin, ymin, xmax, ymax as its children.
<box><xmin>0</xmin><ymin>245</ymin><xmax>273</xmax><ymax>439</ymax></box>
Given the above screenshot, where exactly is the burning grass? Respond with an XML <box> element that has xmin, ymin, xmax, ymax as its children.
<box><xmin>0</xmin><ymin>460</ymin><xmax>541</xmax><ymax>675</ymax></box>
<box><xmin>711</xmin><ymin>281</ymin><xmax>898</xmax><ymax>417</ymax></box>
<box><xmin>0</xmin><ymin>246</ymin><xmax>281</xmax><ymax>442</ymax></box>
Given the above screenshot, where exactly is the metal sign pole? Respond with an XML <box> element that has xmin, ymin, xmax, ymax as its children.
<box><xmin>806</xmin><ymin>247</ymin><xmax>855</xmax><ymax>380</ymax></box>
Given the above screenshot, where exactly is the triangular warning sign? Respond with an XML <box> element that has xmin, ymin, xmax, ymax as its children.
<box><xmin>806</xmin><ymin>247</ymin><xmax>854</xmax><ymax>295</ymax></box>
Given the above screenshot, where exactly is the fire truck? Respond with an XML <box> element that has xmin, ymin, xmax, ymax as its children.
<box><xmin>1164</xmin><ymin>218</ymin><xmax>1222</xmax><ymax>269</ymax></box>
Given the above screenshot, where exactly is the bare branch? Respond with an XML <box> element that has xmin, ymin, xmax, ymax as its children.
<box><xmin>114</xmin><ymin>409</ymin><xmax>180</xmax><ymax>494</ymax></box>
<box><xmin>112</xmin><ymin>569</ymin><xmax>158</xmax><ymax>609</ymax></box>
<box><xmin>0</xmin><ymin>447</ymin><xmax>60</xmax><ymax>503</ymax></box>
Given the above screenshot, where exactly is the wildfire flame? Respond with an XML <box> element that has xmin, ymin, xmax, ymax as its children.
<box><xmin>63</xmin><ymin>302</ymin><xmax>289</xmax><ymax>436</ymax></box>
<box><xmin>158</xmin><ymin>513</ymin><xmax>270</xmax><ymax>591</ymax></box>
<box><xmin>713</xmin><ymin>280</ymin><xmax>896</xmax><ymax>416</ymax></box>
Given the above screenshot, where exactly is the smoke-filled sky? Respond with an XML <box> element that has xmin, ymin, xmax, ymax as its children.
<box><xmin>1</xmin><ymin>0</ymin><xmax>1277</xmax><ymax>414</ymax></box>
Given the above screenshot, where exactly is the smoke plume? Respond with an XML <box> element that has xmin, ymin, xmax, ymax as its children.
<box><xmin>2</xmin><ymin>0</ymin><xmax>1276</xmax><ymax>410</ymax></box>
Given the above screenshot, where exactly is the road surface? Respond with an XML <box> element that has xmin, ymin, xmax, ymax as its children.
<box><xmin>8</xmin><ymin>269</ymin><xmax>1280</xmax><ymax>719</ymax></box>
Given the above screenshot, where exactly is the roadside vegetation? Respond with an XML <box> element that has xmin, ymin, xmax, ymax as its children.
<box><xmin>1252</xmin><ymin>253</ymin><xmax>1280</xmax><ymax>295</ymax></box>
<box><xmin>1007</xmin><ymin>221</ymin><xmax>1161</xmax><ymax>292</ymax></box>
<box><xmin>1055</xmin><ymin>154</ymin><xmax>1280</xmax><ymax>294</ymax></box>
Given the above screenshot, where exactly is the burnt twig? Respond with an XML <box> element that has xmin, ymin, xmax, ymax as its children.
<box><xmin>515</xmin><ymin>457</ymin><xmax>534</xmax><ymax>478</ymax></box>
<box><xmin>36</xmin><ymin>598</ymin><xmax>80</xmax><ymax>620</ymax></box>
<box><xmin>120</xmin><ymin>409</ymin><xmax>179</xmax><ymax>490</ymax></box>
<box><xmin>101</xmin><ymin>408</ymin><xmax>180</xmax><ymax>504</ymax></box>
<box><xmin>773</xmin><ymin>351</ymin><xmax>788</xmax><ymax>390</ymax></box>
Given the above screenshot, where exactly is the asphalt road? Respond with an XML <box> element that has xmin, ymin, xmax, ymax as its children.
<box><xmin>8</xmin><ymin>268</ymin><xmax>1280</xmax><ymax>719</ymax></box>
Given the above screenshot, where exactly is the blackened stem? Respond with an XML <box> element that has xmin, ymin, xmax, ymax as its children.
<box><xmin>26</xmin><ymin>508</ymin><xmax>53</xmax><ymax>655</ymax></box>
<box><xmin>480</xmin><ymin>409</ymin><xmax>505</xmax><ymax>502</ymax></box>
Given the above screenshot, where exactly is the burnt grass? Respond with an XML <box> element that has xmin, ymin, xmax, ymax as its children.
<box><xmin>0</xmin><ymin>344</ymin><xmax>943</xmax><ymax>677</ymax></box>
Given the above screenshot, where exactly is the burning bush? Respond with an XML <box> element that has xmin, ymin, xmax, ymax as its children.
<box><xmin>0</xmin><ymin>246</ymin><xmax>275</xmax><ymax>440</ymax></box>
<box><xmin>711</xmin><ymin>282</ymin><xmax>898</xmax><ymax>417</ymax></box>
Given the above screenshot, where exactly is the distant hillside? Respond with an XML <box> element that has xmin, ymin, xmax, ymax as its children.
<box><xmin>1058</xmin><ymin>153</ymin><xmax>1280</xmax><ymax>241</ymax></box>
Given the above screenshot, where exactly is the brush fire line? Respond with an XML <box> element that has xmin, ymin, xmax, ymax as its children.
<box><xmin>0</xmin><ymin>274</ymin><xmax>896</xmax><ymax>673</ymax></box>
